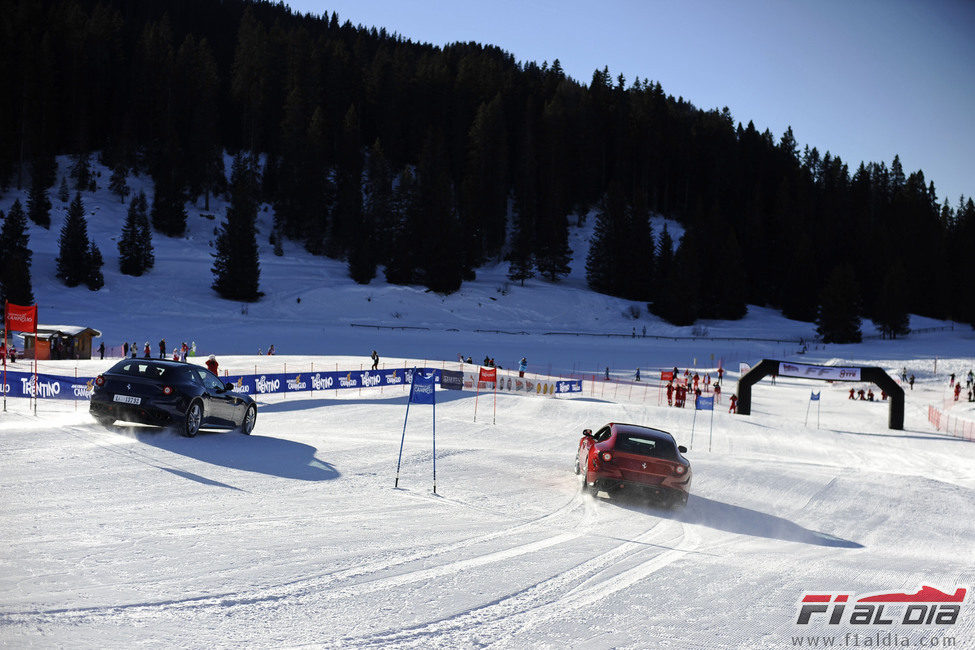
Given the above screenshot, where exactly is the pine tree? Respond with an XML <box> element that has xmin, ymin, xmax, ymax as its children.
<box><xmin>86</xmin><ymin>241</ymin><xmax>104</xmax><ymax>290</ymax></box>
<box><xmin>119</xmin><ymin>192</ymin><xmax>152</xmax><ymax>276</ymax></box>
<box><xmin>151</xmin><ymin>171</ymin><xmax>187</xmax><ymax>237</ymax></box>
<box><xmin>70</xmin><ymin>152</ymin><xmax>92</xmax><ymax>191</ymax></box>
<box><xmin>585</xmin><ymin>180</ymin><xmax>627</xmax><ymax>296</ymax></box>
<box><xmin>384</xmin><ymin>167</ymin><xmax>418</xmax><ymax>285</ymax></box>
<box><xmin>348</xmin><ymin>140</ymin><xmax>391</xmax><ymax>284</ymax></box>
<box><xmin>211</xmin><ymin>153</ymin><xmax>261</xmax><ymax>301</ymax></box>
<box><xmin>816</xmin><ymin>264</ymin><xmax>862</xmax><ymax>343</ymax></box>
<box><xmin>652</xmin><ymin>231</ymin><xmax>701</xmax><ymax>326</ymax></box>
<box><xmin>0</xmin><ymin>202</ymin><xmax>35</xmax><ymax>306</ymax></box>
<box><xmin>109</xmin><ymin>164</ymin><xmax>130</xmax><ymax>202</ymax></box>
<box><xmin>57</xmin><ymin>176</ymin><xmax>70</xmax><ymax>203</ymax></box>
<box><xmin>56</xmin><ymin>193</ymin><xmax>92</xmax><ymax>287</ymax></box>
<box><xmin>135</xmin><ymin>192</ymin><xmax>154</xmax><ymax>270</ymax></box>
<box><xmin>873</xmin><ymin>262</ymin><xmax>910</xmax><ymax>339</ymax></box>
<box><xmin>27</xmin><ymin>172</ymin><xmax>52</xmax><ymax>228</ymax></box>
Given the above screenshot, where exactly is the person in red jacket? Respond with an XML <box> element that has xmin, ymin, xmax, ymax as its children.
<box><xmin>729</xmin><ymin>393</ymin><xmax>738</xmax><ymax>413</ymax></box>
<box><xmin>693</xmin><ymin>373</ymin><xmax>700</xmax><ymax>391</ymax></box>
<box><xmin>666</xmin><ymin>382</ymin><xmax>674</xmax><ymax>406</ymax></box>
<box><xmin>714</xmin><ymin>382</ymin><xmax>722</xmax><ymax>403</ymax></box>
<box><xmin>206</xmin><ymin>354</ymin><xmax>219</xmax><ymax>375</ymax></box>
<box><xmin>955</xmin><ymin>383</ymin><xmax>962</xmax><ymax>401</ymax></box>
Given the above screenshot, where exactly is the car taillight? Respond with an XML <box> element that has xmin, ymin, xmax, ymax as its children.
<box><xmin>601</xmin><ymin>452</ymin><xmax>613</xmax><ymax>462</ymax></box>
<box><xmin>162</xmin><ymin>385</ymin><xmax>173</xmax><ymax>395</ymax></box>
<box><xmin>674</xmin><ymin>465</ymin><xmax>686</xmax><ymax>475</ymax></box>
<box><xmin>94</xmin><ymin>375</ymin><xmax>105</xmax><ymax>387</ymax></box>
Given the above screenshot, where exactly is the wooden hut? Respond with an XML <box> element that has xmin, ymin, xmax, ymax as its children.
<box><xmin>22</xmin><ymin>325</ymin><xmax>102</xmax><ymax>360</ymax></box>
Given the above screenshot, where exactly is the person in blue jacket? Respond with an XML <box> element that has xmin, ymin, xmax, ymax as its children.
<box><xmin>518</xmin><ymin>357</ymin><xmax>527</xmax><ymax>378</ymax></box>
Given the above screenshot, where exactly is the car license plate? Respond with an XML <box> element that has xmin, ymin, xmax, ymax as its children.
<box><xmin>113</xmin><ymin>394</ymin><xmax>141</xmax><ymax>405</ymax></box>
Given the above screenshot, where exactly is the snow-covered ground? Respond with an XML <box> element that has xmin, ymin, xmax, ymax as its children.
<box><xmin>1</xmin><ymin>160</ymin><xmax>974</xmax><ymax>647</ymax></box>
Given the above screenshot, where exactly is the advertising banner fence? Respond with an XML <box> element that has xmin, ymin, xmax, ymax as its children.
<box><xmin>0</xmin><ymin>365</ymin><xmax>581</xmax><ymax>402</ymax></box>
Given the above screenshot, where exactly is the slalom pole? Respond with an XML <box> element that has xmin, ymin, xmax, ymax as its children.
<box><xmin>473</xmin><ymin>376</ymin><xmax>480</xmax><ymax>422</ymax></box>
<box><xmin>432</xmin><ymin>380</ymin><xmax>437</xmax><ymax>494</ymax></box>
<box><xmin>394</xmin><ymin>377</ymin><xmax>415</xmax><ymax>488</ymax></box>
<box><xmin>817</xmin><ymin>399</ymin><xmax>821</xmax><ymax>429</ymax></box>
<box><xmin>804</xmin><ymin>400</ymin><xmax>811</xmax><ymax>427</ymax></box>
<box><xmin>708</xmin><ymin>406</ymin><xmax>715</xmax><ymax>452</ymax></box>
<box><xmin>493</xmin><ymin>373</ymin><xmax>497</xmax><ymax>425</ymax></box>
<box><xmin>690</xmin><ymin>408</ymin><xmax>698</xmax><ymax>449</ymax></box>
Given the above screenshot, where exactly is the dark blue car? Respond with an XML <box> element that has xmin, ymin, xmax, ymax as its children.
<box><xmin>89</xmin><ymin>359</ymin><xmax>257</xmax><ymax>437</ymax></box>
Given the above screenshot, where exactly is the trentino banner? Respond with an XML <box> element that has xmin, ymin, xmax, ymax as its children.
<box><xmin>778</xmin><ymin>362</ymin><xmax>861</xmax><ymax>382</ymax></box>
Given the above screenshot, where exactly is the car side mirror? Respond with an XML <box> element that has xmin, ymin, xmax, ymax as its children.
<box><xmin>583</xmin><ymin>429</ymin><xmax>593</xmax><ymax>437</ymax></box>
<box><xmin>678</xmin><ymin>445</ymin><xmax>687</xmax><ymax>453</ymax></box>
<box><xmin>225</xmin><ymin>382</ymin><xmax>235</xmax><ymax>391</ymax></box>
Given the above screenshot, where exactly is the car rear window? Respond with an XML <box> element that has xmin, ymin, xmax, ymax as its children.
<box><xmin>112</xmin><ymin>361</ymin><xmax>173</xmax><ymax>379</ymax></box>
<box><xmin>615</xmin><ymin>433</ymin><xmax>678</xmax><ymax>460</ymax></box>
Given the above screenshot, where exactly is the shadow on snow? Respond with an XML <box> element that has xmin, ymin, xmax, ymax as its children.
<box><xmin>606</xmin><ymin>490</ymin><xmax>863</xmax><ymax>549</ymax></box>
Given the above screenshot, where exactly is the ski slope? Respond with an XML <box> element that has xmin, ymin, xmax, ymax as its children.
<box><xmin>1</xmin><ymin>158</ymin><xmax>974</xmax><ymax>647</ymax></box>
<box><xmin>1</xmin><ymin>348</ymin><xmax>973</xmax><ymax>648</ymax></box>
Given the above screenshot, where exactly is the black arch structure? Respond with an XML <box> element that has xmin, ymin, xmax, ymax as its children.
<box><xmin>736</xmin><ymin>359</ymin><xmax>904</xmax><ymax>430</ymax></box>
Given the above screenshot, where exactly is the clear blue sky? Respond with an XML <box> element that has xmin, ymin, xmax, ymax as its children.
<box><xmin>285</xmin><ymin>0</ymin><xmax>974</xmax><ymax>206</ymax></box>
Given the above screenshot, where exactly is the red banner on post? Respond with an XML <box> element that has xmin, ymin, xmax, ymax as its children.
<box><xmin>660</xmin><ymin>371</ymin><xmax>674</xmax><ymax>381</ymax></box>
<box><xmin>4</xmin><ymin>302</ymin><xmax>38</xmax><ymax>333</ymax></box>
<box><xmin>478</xmin><ymin>367</ymin><xmax>497</xmax><ymax>383</ymax></box>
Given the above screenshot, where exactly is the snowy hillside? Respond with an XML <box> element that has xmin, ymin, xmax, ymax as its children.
<box><xmin>1</xmin><ymin>158</ymin><xmax>974</xmax><ymax>648</ymax></box>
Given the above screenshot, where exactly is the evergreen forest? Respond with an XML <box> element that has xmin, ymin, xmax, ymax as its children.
<box><xmin>2</xmin><ymin>0</ymin><xmax>974</xmax><ymax>334</ymax></box>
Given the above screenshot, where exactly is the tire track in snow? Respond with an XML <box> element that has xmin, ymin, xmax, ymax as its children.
<box><xmin>1</xmin><ymin>484</ymin><xmax>596</xmax><ymax>625</ymax></box>
<box><xmin>331</xmin><ymin>516</ymin><xmax>699</xmax><ymax>648</ymax></box>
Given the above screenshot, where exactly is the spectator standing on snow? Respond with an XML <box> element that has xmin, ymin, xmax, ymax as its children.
<box><xmin>131</xmin><ymin>342</ymin><xmax>137</xmax><ymax>358</ymax></box>
<box><xmin>267</xmin><ymin>345</ymin><xmax>276</xmax><ymax>355</ymax></box>
<box><xmin>849</xmin><ymin>388</ymin><xmax>855</xmax><ymax>400</ymax></box>
<box><xmin>666</xmin><ymin>382</ymin><xmax>674</xmax><ymax>406</ymax></box>
<box><xmin>635</xmin><ymin>367</ymin><xmax>641</xmax><ymax>382</ymax></box>
<box><xmin>371</xmin><ymin>350</ymin><xmax>380</xmax><ymax>370</ymax></box>
<box><xmin>143</xmin><ymin>342</ymin><xmax>151</xmax><ymax>358</ymax></box>
<box><xmin>909</xmin><ymin>375</ymin><xmax>915</xmax><ymax>390</ymax></box>
<box><xmin>158</xmin><ymin>339</ymin><xmax>166</xmax><ymax>359</ymax></box>
<box><xmin>98</xmin><ymin>341</ymin><xmax>105</xmax><ymax>360</ymax></box>
<box><xmin>714</xmin><ymin>382</ymin><xmax>722</xmax><ymax>403</ymax></box>
<box><xmin>519</xmin><ymin>357</ymin><xmax>527</xmax><ymax>378</ymax></box>
<box><xmin>949</xmin><ymin>372</ymin><xmax>956</xmax><ymax>387</ymax></box>
<box><xmin>206</xmin><ymin>354</ymin><xmax>219</xmax><ymax>375</ymax></box>
<box><xmin>718</xmin><ymin>367</ymin><xmax>724</xmax><ymax>382</ymax></box>
<box><xmin>729</xmin><ymin>394</ymin><xmax>738</xmax><ymax>413</ymax></box>
<box><xmin>693</xmin><ymin>373</ymin><xmax>700</xmax><ymax>391</ymax></box>
<box><xmin>123</xmin><ymin>341</ymin><xmax>129</xmax><ymax>357</ymax></box>
<box><xmin>954</xmin><ymin>383</ymin><xmax>962</xmax><ymax>401</ymax></box>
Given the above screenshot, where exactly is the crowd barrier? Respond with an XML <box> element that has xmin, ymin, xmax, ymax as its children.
<box><xmin>0</xmin><ymin>367</ymin><xmax>583</xmax><ymax>401</ymax></box>
<box><xmin>927</xmin><ymin>405</ymin><xmax>975</xmax><ymax>441</ymax></box>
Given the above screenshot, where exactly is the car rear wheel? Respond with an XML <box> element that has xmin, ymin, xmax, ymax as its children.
<box><xmin>94</xmin><ymin>414</ymin><xmax>115</xmax><ymax>427</ymax></box>
<box><xmin>580</xmin><ymin>471</ymin><xmax>593</xmax><ymax>495</ymax></box>
<box><xmin>240</xmin><ymin>404</ymin><xmax>256</xmax><ymax>435</ymax></box>
<box><xmin>181</xmin><ymin>401</ymin><xmax>203</xmax><ymax>438</ymax></box>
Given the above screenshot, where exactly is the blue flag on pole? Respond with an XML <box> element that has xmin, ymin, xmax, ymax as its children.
<box><xmin>695</xmin><ymin>396</ymin><xmax>714</xmax><ymax>411</ymax></box>
<box><xmin>410</xmin><ymin>372</ymin><xmax>436</xmax><ymax>404</ymax></box>
<box><xmin>810</xmin><ymin>391</ymin><xmax>820</xmax><ymax>401</ymax></box>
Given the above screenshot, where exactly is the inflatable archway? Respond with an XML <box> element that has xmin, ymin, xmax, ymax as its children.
<box><xmin>736</xmin><ymin>360</ymin><xmax>904</xmax><ymax>430</ymax></box>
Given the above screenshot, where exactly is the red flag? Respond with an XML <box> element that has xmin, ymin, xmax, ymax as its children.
<box><xmin>478</xmin><ymin>367</ymin><xmax>497</xmax><ymax>383</ymax></box>
<box><xmin>660</xmin><ymin>371</ymin><xmax>674</xmax><ymax>381</ymax></box>
<box><xmin>4</xmin><ymin>302</ymin><xmax>37</xmax><ymax>333</ymax></box>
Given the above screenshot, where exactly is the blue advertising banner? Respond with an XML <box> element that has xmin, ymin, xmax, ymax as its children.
<box><xmin>0</xmin><ymin>365</ymin><xmax>580</xmax><ymax>402</ymax></box>
<box><xmin>555</xmin><ymin>380</ymin><xmax>583</xmax><ymax>394</ymax></box>
<box><xmin>0</xmin><ymin>370</ymin><xmax>95</xmax><ymax>400</ymax></box>
<box><xmin>409</xmin><ymin>372</ymin><xmax>436</xmax><ymax>404</ymax></box>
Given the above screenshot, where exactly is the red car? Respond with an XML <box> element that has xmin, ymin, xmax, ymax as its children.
<box><xmin>575</xmin><ymin>422</ymin><xmax>691</xmax><ymax>507</ymax></box>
